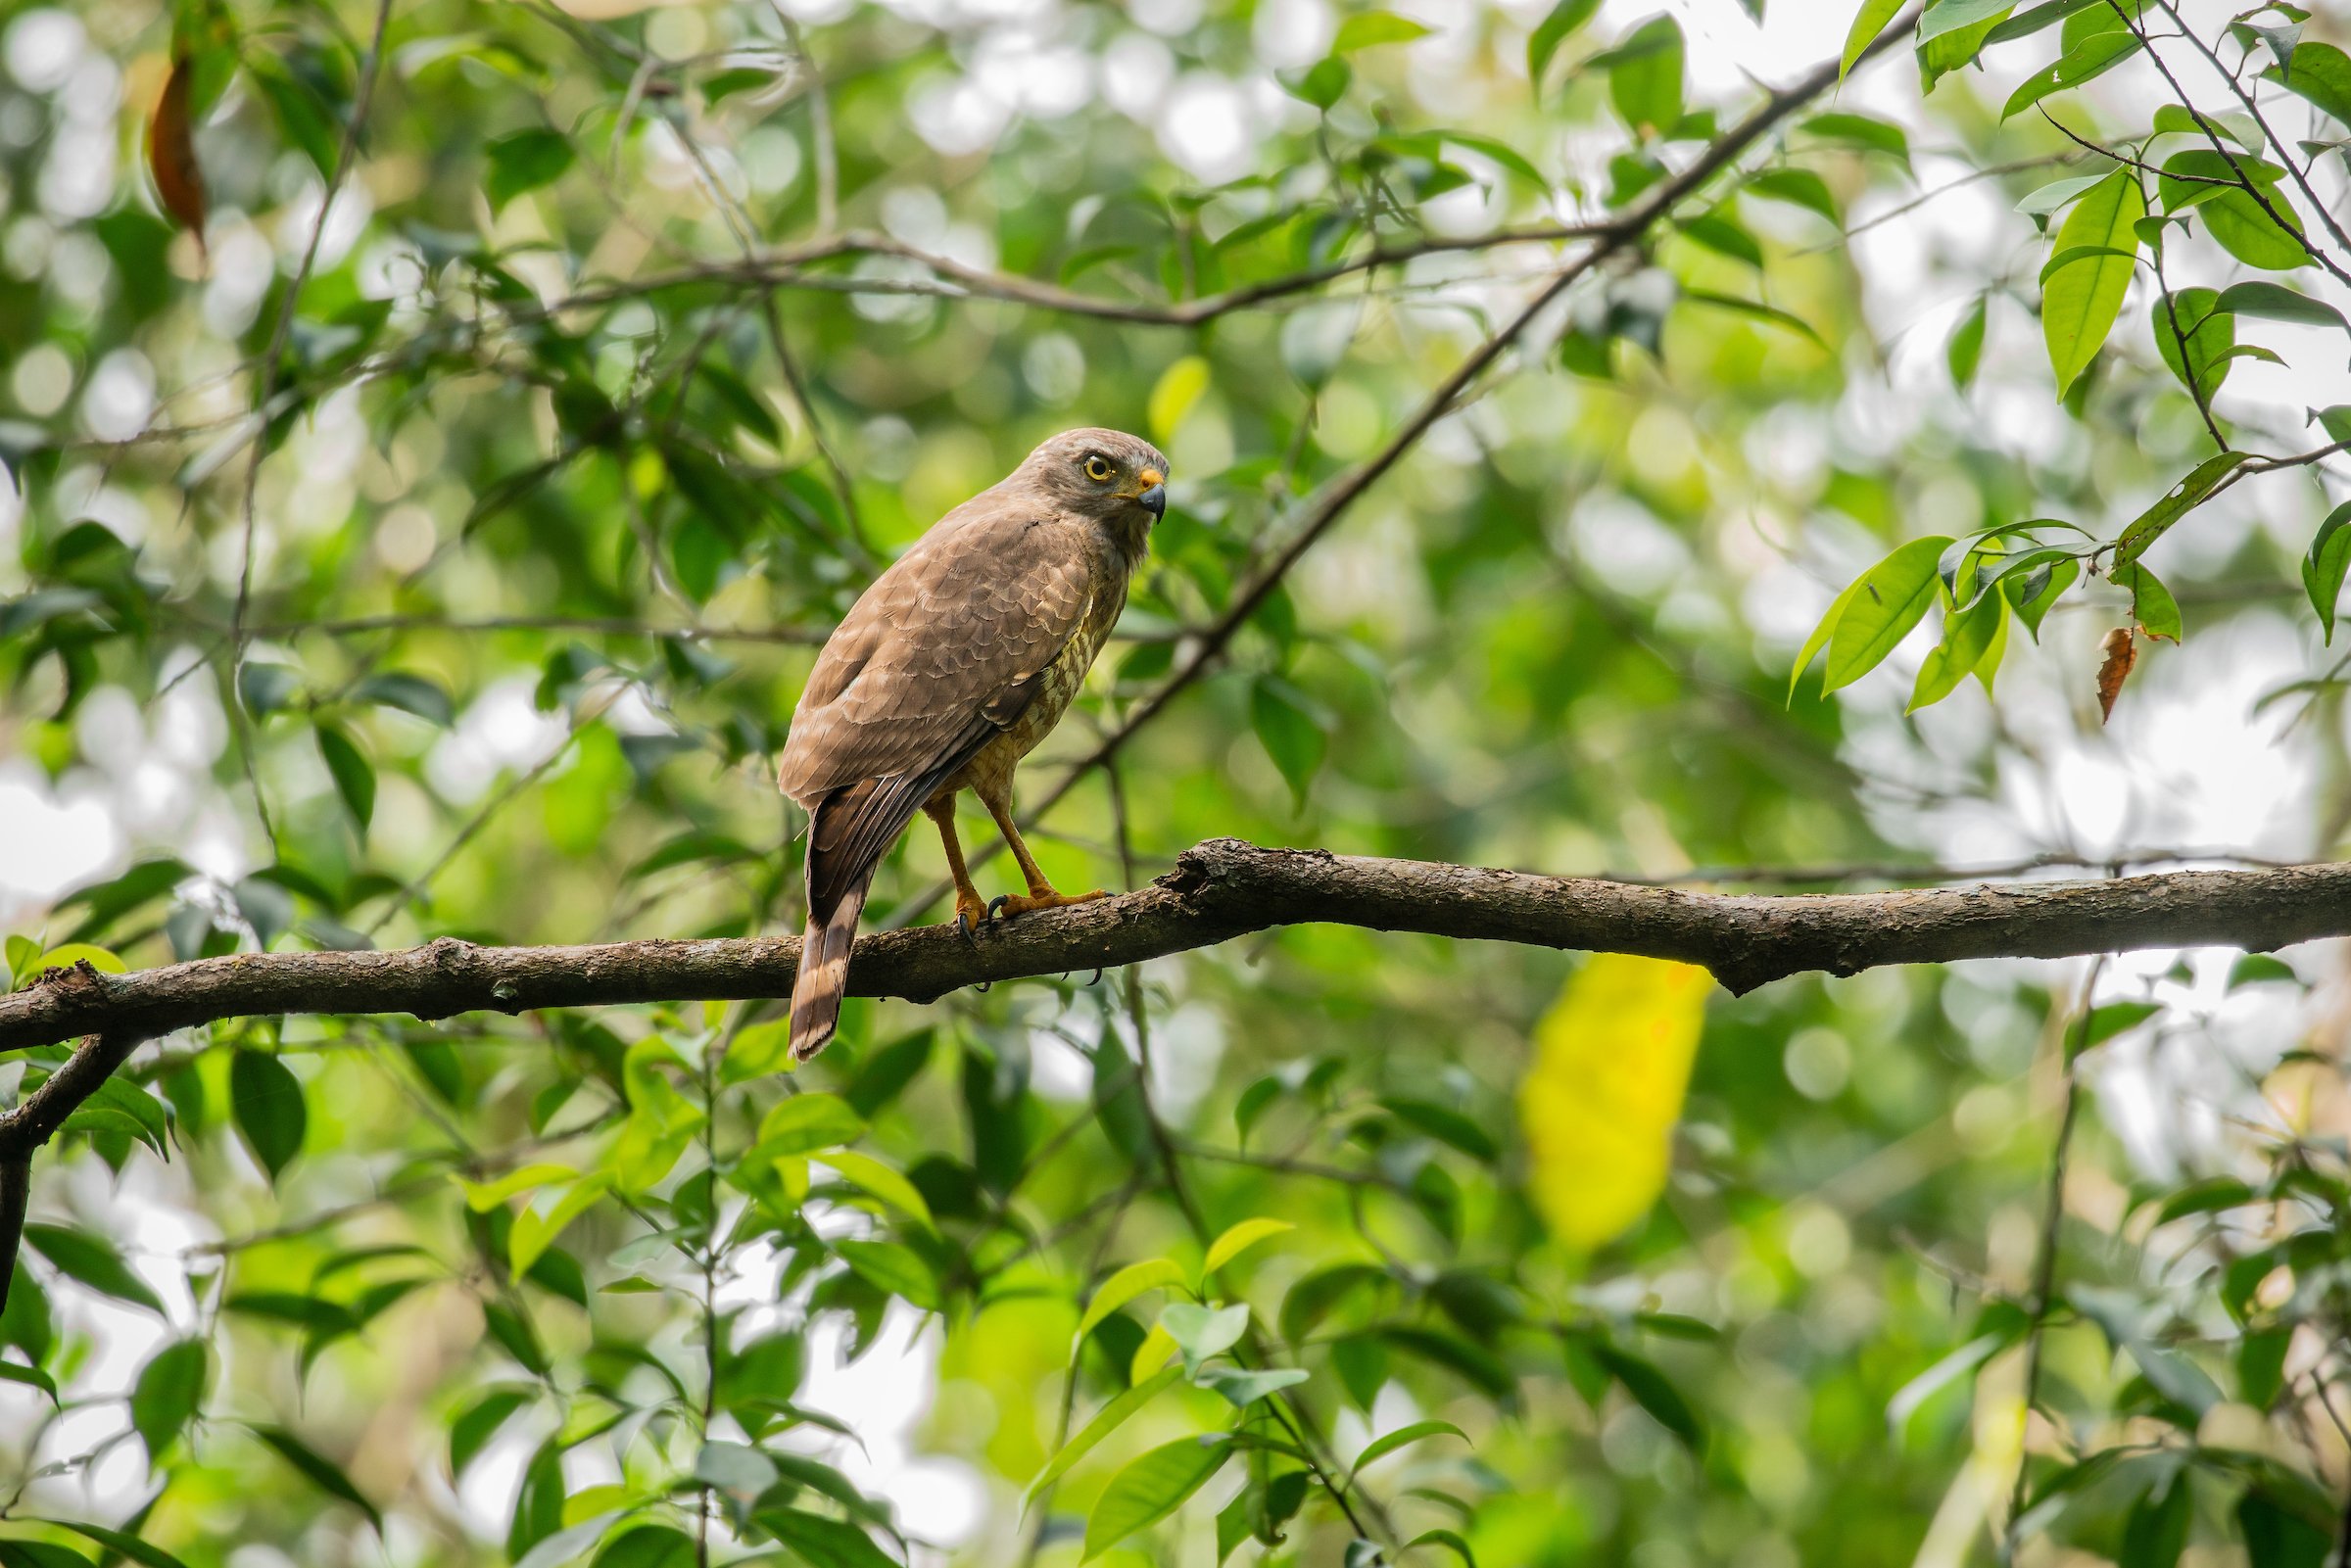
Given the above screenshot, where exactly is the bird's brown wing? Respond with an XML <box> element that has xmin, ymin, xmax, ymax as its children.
<box><xmin>780</xmin><ymin>498</ymin><xmax>1095</xmax><ymax>920</ymax></box>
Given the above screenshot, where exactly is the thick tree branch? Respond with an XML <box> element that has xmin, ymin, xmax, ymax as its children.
<box><xmin>2</xmin><ymin>841</ymin><xmax>2345</xmax><ymax>1070</ymax></box>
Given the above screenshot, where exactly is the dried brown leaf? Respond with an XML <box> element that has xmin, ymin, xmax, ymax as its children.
<box><xmin>147</xmin><ymin>53</ymin><xmax>207</xmax><ymax>256</ymax></box>
<box><xmin>2095</xmin><ymin>626</ymin><xmax>2136</xmax><ymax>724</ymax></box>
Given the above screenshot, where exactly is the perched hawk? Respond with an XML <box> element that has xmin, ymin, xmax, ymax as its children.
<box><xmin>778</xmin><ymin>428</ymin><xmax>1170</xmax><ymax>1061</ymax></box>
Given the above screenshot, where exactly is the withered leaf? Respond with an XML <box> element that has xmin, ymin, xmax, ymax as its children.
<box><xmin>148</xmin><ymin>52</ymin><xmax>207</xmax><ymax>256</ymax></box>
<box><xmin>2095</xmin><ymin>626</ymin><xmax>2136</xmax><ymax>724</ymax></box>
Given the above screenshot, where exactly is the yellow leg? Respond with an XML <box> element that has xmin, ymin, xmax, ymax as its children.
<box><xmin>925</xmin><ymin>795</ymin><xmax>989</xmax><ymax>941</ymax></box>
<box><xmin>979</xmin><ymin>783</ymin><xmax>1108</xmax><ymax>918</ymax></box>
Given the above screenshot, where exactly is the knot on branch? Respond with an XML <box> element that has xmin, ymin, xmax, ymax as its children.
<box><xmin>29</xmin><ymin>958</ymin><xmax>110</xmax><ymax>1004</ymax></box>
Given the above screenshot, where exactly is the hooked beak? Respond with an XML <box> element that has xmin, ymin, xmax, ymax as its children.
<box><xmin>1134</xmin><ymin>467</ymin><xmax>1167</xmax><ymax>519</ymax></box>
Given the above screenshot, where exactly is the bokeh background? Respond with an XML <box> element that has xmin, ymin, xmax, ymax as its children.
<box><xmin>2</xmin><ymin>0</ymin><xmax>2350</xmax><ymax>1563</ymax></box>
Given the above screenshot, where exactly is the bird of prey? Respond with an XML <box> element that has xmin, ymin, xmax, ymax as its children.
<box><xmin>778</xmin><ymin>428</ymin><xmax>1170</xmax><ymax>1061</ymax></box>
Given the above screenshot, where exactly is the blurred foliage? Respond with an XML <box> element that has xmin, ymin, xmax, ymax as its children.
<box><xmin>1</xmin><ymin>0</ymin><xmax>2350</xmax><ymax>1563</ymax></box>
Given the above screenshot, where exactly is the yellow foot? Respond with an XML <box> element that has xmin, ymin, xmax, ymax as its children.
<box><xmin>988</xmin><ymin>887</ymin><xmax>1110</xmax><ymax>920</ymax></box>
<box><xmin>951</xmin><ymin>888</ymin><xmax>989</xmax><ymax>947</ymax></box>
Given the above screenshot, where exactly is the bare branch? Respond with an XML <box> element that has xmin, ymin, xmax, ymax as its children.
<box><xmin>2</xmin><ymin>840</ymin><xmax>2346</xmax><ymax>1073</ymax></box>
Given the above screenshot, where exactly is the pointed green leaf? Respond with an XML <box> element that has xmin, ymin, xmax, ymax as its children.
<box><xmin>1824</xmin><ymin>536</ymin><xmax>1954</xmax><ymax>691</ymax></box>
<box><xmin>1075</xmin><ymin>1259</ymin><xmax>1188</xmax><ymax>1350</ymax></box>
<box><xmin>1350</xmin><ymin>1419</ymin><xmax>1469</xmax><ymax>1476</ymax></box>
<box><xmin>1023</xmin><ymin>1365</ymin><xmax>1184</xmax><ymax>1510</ymax></box>
<box><xmin>1082</xmin><ymin>1437</ymin><xmax>1234</xmax><ymax>1560</ymax></box>
<box><xmin>23</xmin><ymin>1224</ymin><xmax>164</xmax><ymax>1315</ymax></box>
<box><xmin>2041</xmin><ymin>169</ymin><xmax>2143</xmax><ymax>395</ymax></box>
<box><xmin>1842</xmin><ymin>0</ymin><xmax>1908</xmax><ymax>76</ymax></box>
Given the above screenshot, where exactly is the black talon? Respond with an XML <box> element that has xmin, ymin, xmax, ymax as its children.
<box><xmin>1084</xmin><ymin>968</ymin><xmax>1104</xmax><ymax>986</ymax></box>
<box><xmin>988</xmin><ymin>894</ymin><xmax>1011</xmax><ymax>922</ymax></box>
<box><xmin>957</xmin><ymin>910</ymin><xmax>981</xmax><ymax>949</ymax></box>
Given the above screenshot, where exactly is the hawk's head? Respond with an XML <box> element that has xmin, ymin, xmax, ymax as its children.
<box><xmin>1019</xmin><ymin>428</ymin><xmax>1170</xmax><ymax>534</ymax></box>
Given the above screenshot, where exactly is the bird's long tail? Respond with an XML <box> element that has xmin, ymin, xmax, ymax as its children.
<box><xmin>789</xmin><ymin>867</ymin><xmax>871</xmax><ymax>1063</ymax></box>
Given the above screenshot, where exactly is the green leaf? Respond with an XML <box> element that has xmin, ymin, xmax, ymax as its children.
<box><xmin>2303</xmin><ymin>499</ymin><xmax>2351</xmax><ymax>641</ymax></box>
<box><xmin>1919</xmin><ymin>3</ymin><xmax>2013</xmax><ymax>88</ymax></box>
<box><xmin>2265</xmin><ymin>39</ymin><xmax>2351</xmax><ymax>123</ymax></box>
<box><xmin>1378</xmin><ymin>1096</ymin><xmax>1501</xmax><ymax>1161</ymax></box>
<box><xmin>1333</xmin><ymin>11</ymin><xmax>1432</xmax><ymax>51</ymax></box>
<box><xmin>1203</xmin><ymin>1217</ymin><xmax>1293</xmax><ymax>1277</ymax></box>
<box><xmin>1193</xmin><ymin>1365</ymin><xmax>1310</xmax><ymax>1407</ymax></box>
<box><xmin>2111</xmin><ymin>451</ymin><xmax>2251</xmax><ymax>572</ymax></box>
<box><xmin>1024</xmin><ymin>1365</ymin><xmax>1184</xmax><ymax>1509</ymax></box>
<box><xmin>1789</xmin><ymin>573</ymin><xmax>1864</xmax><ymax>702</ymax></box>
<box><xmin>1679</xmin><ymin>289</ymin><xmax>1826</xmax><ymax>348</ymax></box>
<box><xmin>2001</xmin><ymin>27</ymin><xmax>2140</xmax><ymax>119</ymax></box>
<box><xmin>2237</xmin><ymin>1489</ymin><xmax>2331</xmax><ymax>1568</ymax></box>
<box><xmin>1823</xmin><ymin>536</ymin><xmax>1953</xmax><ymax>691</ymax></box>
<box><xmin>36</xmin><ymin>1523</ymin><xmax>190</xmax><ymax>1568</ymax></box>
<box><xmin>1529</xmin><ymin>0</ymin><xmax>1604</xmax><ymax>90</ymax></box>
<box><xmin>315</xmin><ymin>724</ymin><xmax>374</xmax><ymax>832</ymax></box>
<box><xmin>1159</xmin><ymin>1301</ymin><xmax>1250</xmax><ymax>1371</ymax></box>
<box><xmin>1350</xmin><ymin>1419</ymin><xmax>1469</xmax><ymax>1476</ymax></box>
<box><xmin>753</xmin><ymin>1092</ymin><xmax>866</xmax><ymax>1155</ymax></box>
<box><xmin>0</xmin><ymin>1539</ymin><xmax>85</xmax><ymax>1568</ymax></box>
<box><xmin>2231</xmin><ymin>952</ymin><xmax>2301</xmax><ymax>989</ymax></box>
<box><xmin>836</xmin><ymin>1239</ymin><xmax>941</xmax><ymax>1310</ymax></box>
<box><xmin>2112</xmin><ymin>561</ymin><xmax>2183</xmax><ymax>642</ymax></box>
<box><xmin>1592</xmin><ymin>1342</ymin><xmax>1704</xmax><ymax>1450</ymax></box>
<box><xmin>1909</xmin><ymin>590</ymin><xmax>2006</xmax><ymax>712</ymax></box>
<box><xmin>587</xmin><ymin>1526</ymin><xmax>696</xmax><ymax>1568</ymax></box>
<box><xmin>1919</xmin><ymin>0</ymin><xmax>2023</xmax><ymax>43</ymax></box>
<box><xmin>2154</xmin><ymin>1175</ymin><xmax>2255</xmax><ymax>1223</ymax></box>
<box><xmin>1406</xmin><ymin>1531</ymin><xmax>1479</xmax><ymax>1568</ymax></box>
<box><xmin>238</xmin><ymin>661</ymin><xmax>300</xmax><ymax>717</ymax></box>
<box><xmin>61</xmin><ymin>1077</ymin><xmax>170</xmax><ymax>1159</ymax></box>
<box><xmin>2214</xmin><ymin>280</ymin><xmax>2348</xmax><ymax>332</ymax></box>
<box><xmin>1947</xmin><ymin>296</ymin><xmax>1989</xmax><ymax>389</ymax></box>
<box><xmin>1250</xmin><ymin>676</ymin><xmax>1327</xmax><ymax>811</ymax></box>
<box><xmin>252</xmin><ymin>1426</ymin><xmax>382</xmax><ymax>1530</ymax></box>
<box><xmin>1842</xmin><ymin>0</ymin><xmax>1909</xmax><ymax>75</ymax></box>
<box><xmin>352</xmin><ymin>671</ymin><xmax>454</xmax><ymax>727</ymax></box>
<box><xmin>1887</xmin><ymin>1332</ymin><xmax>2012</xmax><ymax>1431</ymax></box>
<box><xmin>2153</xmin><ymin>287</ymin><xmax>2234</xmax><ymax>398</ymax></box>
<box><xmin>1082</xmin><ymin>1437</ymin><xmax>1234</xmax><ymax>1560</ymax></box>
<box><xmin>1675</xmin><ymin>209</ymin><xmax>1762</xmax><ymax>267</ymax></box>
<box><xmin>1744</xmin><ymin>167</ymin><xmax>1840</xmax><ymax>225</ymax></box>
<box><xmin>2161</xmin><ymin>151</ymin><xmax>2310</xmax><ymax>270</ymax></box>
<box><xmin>2041</xmin><ymin>169</ymin><xmax>2144</xmax><ymax>395</ymax></box>
<box><xmin>485</xmin><ymin>128</ymin><xmax>575</xmax><ymax>214</ymax></box>
<box><xmin>755</xmin><ymin>1509</ymin><xmax>897</xmax><ymax>1568</ymax></box>
<box><xmin>1284</xmin><ymin>56</ymin><xmax>1351</xmax><ymax>110</ymax></box>
<box><xmin>23</xmin><ymin>1224</ymin><xmax>164</xmax><ymax>1315</ymax></box>
<box><xmin>231</xmin><ymin>1050</ymin><xmax>307</xmax><ymax>1181</ymax></box>
<box><xmin>1076</xmin><ymin>1259</ymin><xmax>1188</xmax><ymax>1349</ymax></box>
<box><xmin>814</xmin><ymin>1150</ymin><xmax>936</xmax><ymax>1230</ymax></box>
<box><xmin>130</xmin><ymin>1340</ymin><xmax>206</xmax><ymax>1458</ymax></box>
<box><xmin>1598</xmin><ymin>16</ymin><xmax>1683</xmax><ymax>136</ymax></box>
<box><xmin>449</xmin><ymin>1386</ymin><xmax>534</xmax><ymax>1475</ymax></box>
<box><xmin>2120</xmin><ymin>1474</ymin><xmax>2190</xmax><ymax>1568</ymax></box>
<box><xmin>2016</xmin><ymin>172</ymin><xmax>2111</xmax><ymax>218</ymax></box>
<box><xmin>247</xmin><ymin>61</ymin><xmax>338</xmax><ymax>179</ymax></box>
<box><xmin>0</xmin><ymin>1360</ymin><xmax>59</xmax><ymax>1403</ymax></box>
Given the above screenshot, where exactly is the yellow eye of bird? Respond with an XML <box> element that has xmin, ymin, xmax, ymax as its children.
<box><xmin>1083</xmin><ymin>455</ymin><xmax>1114</xmax><ymax>482</ymax></box>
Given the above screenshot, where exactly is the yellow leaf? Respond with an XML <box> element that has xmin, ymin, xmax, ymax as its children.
<box><xmin>1147</xmin><ymin>356</ymin><xmax>1210</xmax><ymax>445</ymax></box>
<box><xmin>1129</xmin><ymin>1320</ymin><xmax>1177</xmax><ymax>1384</ymax></box>
<box><xmin>1201</xmin><ymin>1217</ymin><xmax>1292</xmax><ymax>1279</ymax></box>
<box><xmin>1519</xmin><ymin>954</ymin><xmax>1712</xmax><ymax>1251</ymax></box>
<box><xmin>1075</xmin><ymin>1258</ymin><xmax>1188</xmax><ymax>1351</ymax></box>
<box><xmin>456</xmin><ymin>1163</ymin><xmax>578</xmax><ymax>1212</ymax></box>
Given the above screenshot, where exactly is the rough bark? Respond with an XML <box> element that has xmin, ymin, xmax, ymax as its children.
<box><xmin>2</xmin><ymin>839</ymin><xmax>2346</xmax><ymax>1067</ymax></box>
